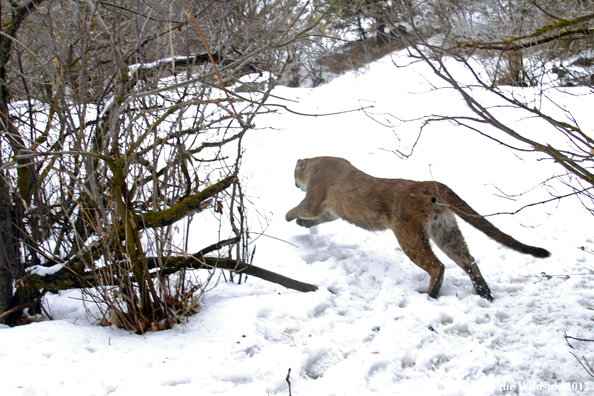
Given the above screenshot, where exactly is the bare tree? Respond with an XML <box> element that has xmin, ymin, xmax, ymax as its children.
<box><xmin>0</xmin><ymin>0</ymin><xmax>327</xmax><ymax>331</ymax></box>
<box><xmin>326</xmin><ymin>0</ymin><xmax>594</xmax><ymax>214</ymax></box>
<box><xmin>0</xmin><ymin>0</ymin><xmax>50</xmax><ymax>325</ymax></box>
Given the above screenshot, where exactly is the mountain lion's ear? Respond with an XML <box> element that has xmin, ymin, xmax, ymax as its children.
<box><xmin>295</xmin><ymin>159</ymin><xmax>306</xmax><ymax>172</ymax></box>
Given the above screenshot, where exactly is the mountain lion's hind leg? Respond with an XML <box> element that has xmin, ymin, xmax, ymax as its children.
<box><xmin>393</xmin><ymin>227</ymin><xmax>445</xmax><ymax>299</ymax></box>
<box><xmin>428</xmin><ymin>210</ymin><xmax>493</xmax><ymax>301</ymax></box>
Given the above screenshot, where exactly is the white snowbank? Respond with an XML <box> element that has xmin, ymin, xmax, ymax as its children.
<box><xmin>1</xmin><ymin>50</ymin><xmax>593</xmax><ymax>396</ymax></box>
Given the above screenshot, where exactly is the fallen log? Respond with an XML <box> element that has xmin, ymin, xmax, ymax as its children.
<box><xmin>156</xmin><ymin>256</ymin><xmax>318</xmax><ymax>293</ymax></box>
<box><xmin>27</xmin><ymin>255</ymin><xmax>317</xmax><ymax>293</ymax></box>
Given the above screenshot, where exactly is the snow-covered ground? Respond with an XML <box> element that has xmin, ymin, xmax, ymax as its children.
<box><xmin>2</xmin><ymin>51</ymin><xmax>594</xmax><ymax>396</ymax></box>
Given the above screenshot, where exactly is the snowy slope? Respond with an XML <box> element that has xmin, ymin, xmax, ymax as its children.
<box><xmin>2</xmin><ymin>51</ymin><xmax>594</xmax><ymax>396</ymax></box>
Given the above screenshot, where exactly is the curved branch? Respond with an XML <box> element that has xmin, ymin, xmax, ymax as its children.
<box><xmin>27</xmin><ymin>255</ymin><xmax>318</xmax><ymax>293</ymax></box>
<box><xmin>407</xmin><ymin>43</ymin><xmax>594</xmax><ymax>187</ymax></box>
<box><xmin>136</xmin><ymin>173</ymin><xmax>237</xmax><ymax>229</ymax></box>
<box><xmin>454</xmin><ymin>12</ymin><xmax>594</xmax><ymax>52</ymax></box>
<box><xmin>153</xmin><ymin>256</ymin><xmax>318</xmax><ymax>293</ymax></box>
<box><xmin>484</xmin><ymin>187</ymin><xmax>594</xmax><ymax>217</ymax></box>
<box><xmin>456</xmin><ymin>28</ymin><xmax>594</xmax><ymax>52</ymax></box>
<box><xmin>1</xmin><ymin>0</ymin><xmax>47</xmax><ymax>65</ymax></box>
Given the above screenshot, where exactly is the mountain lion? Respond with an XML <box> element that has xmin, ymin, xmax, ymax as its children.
<box><xmin>285</xmin><ymin>156</ymin><xmax>550</xmax><ymax>301</ymax></box>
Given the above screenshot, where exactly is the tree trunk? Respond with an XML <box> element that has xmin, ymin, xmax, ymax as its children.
<box><xmin>376</xmin><ymin>22</ymin><xmax>389</xmax><ymax>47</ymax></box>
<box><xmin>0</xmin><ymin>0</ymin><xmax>48</xmax><ymax>325</ymax></box>
<box><xmin>505</xmin><ymin>51</ymin><xmax>528</xmax><ymax>87</ymax></box>
<box><xmin>0</xmin><ymin>171</ymin><xmax>13</xmax><ymax>324</ymax></box>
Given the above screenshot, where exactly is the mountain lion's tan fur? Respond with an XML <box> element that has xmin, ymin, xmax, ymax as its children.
<box><xmin>286</xmin><ymin>157</ymin><xmax>550</xmax><ymax>301</ymax></box>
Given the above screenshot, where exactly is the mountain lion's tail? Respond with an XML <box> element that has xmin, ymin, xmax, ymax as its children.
<box><xmin>435</xmin><ymin>184</ymin><xmax>550</xmax><ymax>258</ymax></box>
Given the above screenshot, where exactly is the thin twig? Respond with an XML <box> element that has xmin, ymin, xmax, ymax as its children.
<box><xmin>570</xmin><ymin>352</ymin><xmax>594</xmax><ymax>377</ymax></box>
<box><xmin>286</xmin><ymin>368</ymin><xmax>292</xmax><ymax>396</ymax></box>
<box><xmin>484</xmin><ymin>187</ymin><xmax>594</xmax><ymax>217</ymax></box>
<box><xmin>184</xmin><ymin>2</ymin><xmax>244</xmax><ymax>127</ymax></box>
<box><xmin>565</xmin><ymin>334</ymin><xmax>594</xmax><ymax>343</ymax></box>
<box><xmin>249</xmin><ymin>232</ymin><xmax>299</xmax><ymax>248</ymax></box>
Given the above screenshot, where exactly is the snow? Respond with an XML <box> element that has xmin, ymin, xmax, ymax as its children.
<box><xmin>27</xmin><ymin>264</ymin><xmax>63</xmax><ymax>277</ymax></box>
<box><xmin>2</xmin><ymin>51</ymin><xmax>594</xmax><ymax>395</ymax></box>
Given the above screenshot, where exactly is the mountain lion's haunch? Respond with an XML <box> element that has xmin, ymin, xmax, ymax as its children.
<box><xmin>285</xmin><ymin>156</ymin><xmax>550</xmax><ymax>301</ymax></box>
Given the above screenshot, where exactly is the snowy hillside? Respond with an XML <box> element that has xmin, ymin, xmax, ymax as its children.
<box><xmin>2</xmin><ymin>51</ymin><xmax>594</xmax><ymax>396</ymax></box>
